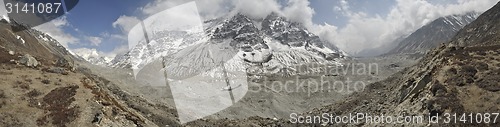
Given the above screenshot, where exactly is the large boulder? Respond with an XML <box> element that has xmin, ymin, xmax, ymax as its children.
<box><xmin>19</xmin><ymin>54</ymin><xmax>39</xmax><ymax>67</ymax></box>
<box><xmin>56</xmin><ymin>55</ymin><xmax>76</xmax><ymax>71</ymax></box>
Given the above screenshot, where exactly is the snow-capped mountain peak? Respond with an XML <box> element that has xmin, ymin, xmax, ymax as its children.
<box><xmin>73</xmin><ymin>48</ymin><xmax>113</xmax><ymax>66</ymax></box>
<box><xmin>386</xmin><ymin>12</ymin><xmax>480</xmax><ymax>55</ymax></box>
<box><xmin>110</xmin><ymin>12</ymin><xmax>346</xmax><ymax>77</ymax></box>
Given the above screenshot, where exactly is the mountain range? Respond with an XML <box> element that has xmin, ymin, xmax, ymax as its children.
<box><xmin>303</xmin><ymin>2</ymin><xmax>500</xmax><ymax>126</ymax></box>
<box><xmin>385</xmin><ymin>12</ymin><xmax>480</xmax><ymax>56</ymax></box>
<box><xmin>82</xmin><ymin>11</ymin><xmax>481</xmax><ymax>67</ymax></box>
<box><xmin>2</xmin><ymin>1</ymin><xmax>500</xmax><ymax>126</ymax></box>
<box><xmin>109</xmin><ymin>13</ymin><xmax>346</xmax><ymax>78</ymax></box>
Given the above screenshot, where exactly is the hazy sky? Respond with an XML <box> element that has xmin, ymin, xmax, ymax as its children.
<box><xmin>29</xmin><ymin>0</ymin><xmax>500</xmax><ymax>57</ymax></box>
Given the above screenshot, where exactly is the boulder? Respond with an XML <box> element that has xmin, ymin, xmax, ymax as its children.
<box><xmin>56</xmin><ymin>55</ymin><xmax>76</xmax><ymax>71</ymax></box>
<box><xmin>45</xmin><ymin>67</ymin><xmax>69</xmax><ymax>75</ymax></box>
<box><xmin>19</xmin><ymin>54</ymin><xmax>38</xmax><ymax>67</ymax></box>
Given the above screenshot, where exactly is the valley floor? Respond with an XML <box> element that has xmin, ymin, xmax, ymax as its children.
<box><xmin>0</xmin><ymin>49</ymin><xmax>418</xmax><ymax>126</ymax></box>
<box><xmin>77</xmin><ymin>55</ymin><xmax>418</xmax><ymax>126</ymax></box>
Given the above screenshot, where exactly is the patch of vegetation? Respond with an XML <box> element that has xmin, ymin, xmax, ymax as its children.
<box><xmin>0</xmin><ymin>90</ymin><xmax>5</xmax><ymax>99</ymax></box>
<box><xmin>476</xmin><ymin>69</ymin><xmax>500</xmax><ymax>92</ymax></box>
<box><xmin>0</xmin><ymin>70</ymin><xmax>13</xmax><ymax>75</ymax></box>
<box><xmin>446</xmin><ymin>67</ymin><xmax>457</xmax><ymax>75</ymax></box>
<box><xmin>41</xmin><ymin>79</ymin><xmax>50</xmax><ymax>85</ymax></box>
<box><xmin>0</xmin><ymin>113</ymin><xmax>23</xmax><ymax>127</ymax></box>
<box><xmin>0</xmin><ymin>90</ymin><xmax>6</xmax><ymax>108</ymax></box>
<box><xmin>13</xmin><ymin>81</ymin><xmax>30</xmax><ymax>90</ymax></box>
<box><xmin>464</xmin><ymin>45</ymin><xmax>500</xmax><ymax>52</ymax></box>
<box><xmin>426</xmin><ymin>89</ymin><xmax>464</xmax><ymax>118</ymax></box>
<box><xmin>26</xmin><ymin>89</ymin><xmax>43</xmax><ymax>108</ymax></box>
<box><xmin>37</xmin><ymin>86</ymin><xmax>80</xmax><ymax>127</ymax></box>
<box><xmin>24</xmin><ymin>78</ymin><xmax>32</xmax><ymax>83</ymax></box>
<box><xmin>460</xmin><ymin>65</ymin><xmax>477</xmax><ymax>84</ymax></box>
<box><xmin>430</xmin><ymin>81</ymin><xmax>446</xmax><ymax>97</ymax></box>
<box><xmin>26</xmin><ymin>89</ymin><xmax>42</xmax><ymax>98</ymax></box>
<box><xmin>475</xmin><ymin>62</ymin><xmax>489</xmax><ymax>71</ymax></box>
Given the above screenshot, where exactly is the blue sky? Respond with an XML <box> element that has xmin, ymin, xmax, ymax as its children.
<box><xmin>61</xmin><ymin>0</ymin><xmax>147</xmax><ymax>52</ymax></box>
<box><xmin>310</xmin><ymin>0</ymin><xmax>395</xmax><ymax>26</ymax></box>
<box><xmin>62</xmin><ymin>0</ymin><xmax>395</xmax><ymax>53</ymax></box>
<box><xmin>37</xmin><ymin>0</ymin><xmax>499</xmax><ymax>57</ymax></box>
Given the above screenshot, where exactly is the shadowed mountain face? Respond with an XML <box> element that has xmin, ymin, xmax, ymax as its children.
<box><xmin>386</xmin><ymin>12</ymin><xmax>479</xmax><ymax>56</ymax></box>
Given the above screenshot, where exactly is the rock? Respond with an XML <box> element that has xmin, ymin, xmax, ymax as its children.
<box><xmin>56</xmin><ymin>55</ymin><xmax>76</xmax><ymax>71</ymax></box>
<box><xmin>8</xmin><ymin>51</ymin><xmax>14</xmax><ymax>55</ymax></box>
<box><xmin>91</xmin><ymin>112</ymin><xmax>103</xmax><ymax>124</ymax></box>
<box><xmin>388</xmin><ymin>63</ymin><xmax>400</xmax><ymax>68</ymax></box>
<box><xmin>45</xmin><ymin>67</ymin><xmax>69</xmax><ymax>75</ymax></box>
<box><xmin>362</xmin><ymin>100</ymin><xmax>369</xmax><ymax>104</ymax></box>
<box><xmin>19</xmin><ymin>54</ymin><xmax>39</xmax><ymax>67</ymax></box>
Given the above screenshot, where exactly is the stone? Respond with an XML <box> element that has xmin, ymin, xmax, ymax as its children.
<box><xmin>19</xmin><ymin>54</ymin><xmax>38</xmax><ymax>67</ymax></box>
<box><xmin>46</xmin><ymin>67</ymin><xmax>69</xmax><ymax>75</ymax></box>
<box><xmin>56</xmin><ymin>55</ymin><xmax>76</xmax><ymax>71</ymax></box>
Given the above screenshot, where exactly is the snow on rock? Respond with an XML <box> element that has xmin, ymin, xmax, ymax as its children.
<box><xmin>16</xmin><ymin>35</ymin><xmax>25</xmax><ymax>44</ymax></box>
<box><xmin>73</xmin><ymin>48</ymin><xmax>113</xmax><ymax>66</ymax></box>
<box><xmin>112</xmin><ymin>13</ymin><xmax>346</xmax><ymax>78</ymax></box>
<box><xmin>1</xmin><ymin>15</ymin><xmax>10</xmax><ymax>23</ymax></box>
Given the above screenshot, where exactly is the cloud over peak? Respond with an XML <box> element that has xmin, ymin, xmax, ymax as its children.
<box><xmin>112</xmin><ymin>0</ymin><xmax>500</xmax><ymax>56</ymax></box>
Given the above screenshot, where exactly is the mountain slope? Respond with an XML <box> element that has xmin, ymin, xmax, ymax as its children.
<box><xmin>305</xmin><ymin>2</ymin><xmax>500</xmax><ymax>126</ymax></box>
<box><xmin>451</xmin><ymin>2</ymin><xmax>500</xmax><ymax>47</ymax></box>
<box><xmin>0</xmin><ymin>19</ymin><xmax>75</xmax><ymax>66</ymax></box>
<box><xmin>181</xmin><ymin>1</ymin><xmax>500</xmax><ymax>126</ymax></box>
<box><xmin>111</xmin><ymin>13</ymin><xmax>345</xmax><ymax>78</ymax></box>
<box><xmin>386</xmin><ymin>12</ymin><xmax>479</xmax><ymax>56</ymax></box>
<box><xmin>0</xmin><ymin>17</ymin><xmax>176</xmax><ymax>127</ymax></box>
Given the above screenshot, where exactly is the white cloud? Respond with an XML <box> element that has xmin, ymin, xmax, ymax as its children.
<box><xmin>0</xmin><ymin>0</ymin><xmax>7</xmax><ymax>16</ymax></box>
<box><xmin>34</xmin><ymin>16</ymin><xmax>79</xmax><ymax>48</ymax></box>
<box><xmin>232</xmin><ymin>0</ymin><xmax>281</xmax><ymax>19</ymax></box>
<box><xmin>73</xmin><ymin>44</ymin><xmax>128</xmax><ymax>59</ymax></box>
<box><xmin>321</xmin><ymin>0</ymin><xmax>500</xmax><ymax>56</ymax></box>
<box><xmin>333</xmin><ymin>0</ymin><xmax>350</xmax><ymax>16</ymax></box>
<box><xmin>109</xmin><ymin>0</ymin><xmax>500</xmax><ymax>57</ymax></box>
<box><xmin>310</xmin><ymin>23</ymin><xmax>339</xmax><ymax>43</ymax></box>
<box><xmin>107</xmin><ymin>44</ymin><xmax>129</xmax><ymax>57</ymax></box>
<box><xmin>73</xmin><ymin>48</ymin><xmax>101</xmax><ymax>58</ymax></box>
<box><xmin>112</xmin><ymin>15</ymin><xmax>140</xmax><ymax>34</ymax></box>
<box><xmin>86</xmin><ymin>36</ymin><xmax>103</xmax><ymax>46</ymax></box>
<box><xmin>282</xmin><ymin>0</ymin><xmax>315</xmax><ymax>27</ymax></box>
<box><xmin>141</xmin><ymin>0</ymin><xmax>232</xmax><ymax>20</ymax></box>
<box><xmin>110</xmin><ymin>0</ymin><xmax>219</xmax><ymax>60</ymax></box>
